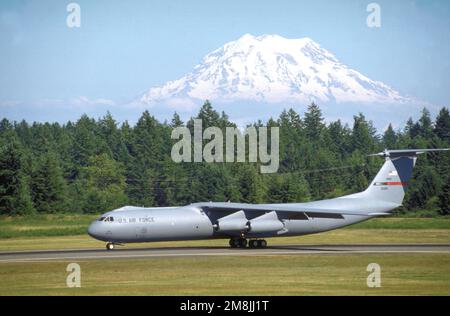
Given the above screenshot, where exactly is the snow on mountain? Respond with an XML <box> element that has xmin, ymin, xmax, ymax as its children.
<box><xmin>140</xmin><ymin>34</ymin><xmax>411</xmax><ymax>106</ymax></box>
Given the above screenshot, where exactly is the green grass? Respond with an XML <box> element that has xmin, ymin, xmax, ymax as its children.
<box><xmin>348</xmin><ymin>217</ymin><xmax>450</xmax><ymax>229</ymax></box>
<box><xmin>0</xmin><ymin>214</ymin><xmax>96</xmax><ymax>238</ymax></box>
<box><xmin>1</xmin><ymin>254</ymin><xmax>449</xmax><ymax>295</ymax></box>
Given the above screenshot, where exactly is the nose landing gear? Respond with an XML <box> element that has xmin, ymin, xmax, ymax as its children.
<box><xmin>106</xmin><ymin>242</ymin><xmax>115</xmax><ymax>250</ymax></box>
<box><xmin>229</xmin><ymin>238</ymin><xmax>267</xmax><ymax>248</ymax></box>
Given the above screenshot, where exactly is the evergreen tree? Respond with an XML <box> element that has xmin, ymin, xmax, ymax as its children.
<box><xmin>383</xmin><ymin>123</ymin><xmax>397</xmax><ymax>149</ymax></box>
<box><xmin>195</xmin><ymin>100</ymin><xmax>221</xmax><ymax>128</ymax></box>
<box><xmin>304</xmin><ymin>102</ymin><xmax>324</xmax><ymax>141</ymax></box>
<box><xmin>351</xmin><ymin>113</ymin><xmax>377</xmax><ymax>153</ymax></box>
<box><xmin>285</xmin><ymin>173</ymin><xmax>310</xmax><ymax>202</ymax></box>
<box><xmin>434</xmin><ymin>107</ymin><xmax>450</xmax><ymax>142</ymax></box>
<box><xmin>278</xmin><ymin>108</ymin><xmax>304</xmax><ymax>172</ymax></box>
<box><xmin>77</xmin><ymin>154</ymin><xmax>128</xmax><ymax>213</ymax></box>
<box><xmin>404</xmin><ymin>118</ymin><xmax>415</xmax><ymax>139</ymax></box>
<box><xmin>438</xmin><ymin>182</ymin><xmax>450</xmax><ymax>216</ymax></box>
<box><xmin>71</xmin><ymin>115</ymin><xmax>109</xmax><ymax>178</ymax></box>
<box><xmin>126</xmin><ymin>111</ymin><xmax>167</xmax><ymax>205</ymax></box>
<box><xmin>0</xmin><ymin>138</ymin><xmax>35</xmax><ymax>215</ymax></box>
<box><xmin>406</xmin><ymin>165</ymin><xmax>442</xmax><ymax>209</ymax></box>
<box><xmin>0</xmin><ymin>118</ymin><xmax>13</xmax><ymax>133</ymax></box>
<box><xmin>237</xmin><ymin>164</ymin><xmax>266</xmax><ymax>203</ymax></box>
<box><xmin>418</xmin><ymin>108</ymin><xmax>433</xmax><ymax>139</ymax></box>
<box><xmin>31</xmin><ymin>152</ymin><xmax>68</xmax><ymax>213</ymax></box>
<box><xmin>327</xmin><ymin>120</ymin><xmax>351</xmax><ymax>157</ymax></box>
<box><xmin>170</xmin><ymin>112</ymin><xmax>184</xmax><ymax>127</ymax></box>
<box><xmin>99</xmin><ymin>111</ymin><xmax>128</xmax><ymax>162</ymax></box>
<box><xmin>0</xmin><ymin>101</ymin><xmax>448</xmax><ymax>216</ymax></box>
<box><xmin>267</xmin><ymin>173</ymin><xmax>310</xmax><ymax>203</ymax></box>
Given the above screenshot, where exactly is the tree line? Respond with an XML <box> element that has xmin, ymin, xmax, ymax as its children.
<box><xmin>0</xmin><ymin>101</ymin><xmax>449</xmax><ymax>216</ymax></box>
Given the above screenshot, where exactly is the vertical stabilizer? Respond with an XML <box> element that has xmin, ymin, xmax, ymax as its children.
<box><xmin>363</xmin><ymin>149</ymin><xmax>449</xmax><ymax>205</ymax></box>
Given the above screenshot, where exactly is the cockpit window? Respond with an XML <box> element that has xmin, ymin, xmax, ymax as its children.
<box><xmin>99</xmin><ymin>216</ymin><xmax>114</xmax><ymax>222</ymax></box>
<box><xmin>97</xmin><ymin>216</ymin><xmax>114</xmax><ymax>222</ymax></box>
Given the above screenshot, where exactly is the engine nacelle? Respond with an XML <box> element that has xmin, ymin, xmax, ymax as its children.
<box><xmin>213</xmin><ymin>210</ymin><xmax>284</xmax><ymax>234</ymax></box>
<box><xmin>247</xmin><ymin>220</ymin><xmax>284</xmax><ymax>233</ymax></box>
<box><xmin>215</xmin><ymin>218</ymin><xmax>249</xmax><ymax>233</ymax></box>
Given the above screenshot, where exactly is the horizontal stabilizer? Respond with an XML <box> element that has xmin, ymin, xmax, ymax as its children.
<box><xmin>369</xmin><ymin>148</ymin><xmax>449</xmax><ymax>158</ymax></box>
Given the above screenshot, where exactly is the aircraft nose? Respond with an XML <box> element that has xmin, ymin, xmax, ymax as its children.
<box><xmin>87</xmin><ymin>221</ymin><xmax>102</xmax><ymax>240</ymax></box>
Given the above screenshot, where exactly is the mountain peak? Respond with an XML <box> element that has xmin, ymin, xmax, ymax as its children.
<box><xmin>140</xmin><ymin>34</ymin><xmax>411</xmax><ymax>106</ymax></box>
<box><xmin>238</xmin><ymin>33</ymin><xmax>313</xmax><ymax>42</ymax></box>
<box><xmin>234</xmin><ymin>33</ymin><xmax>316</xmax><ymax>48</ymax></box>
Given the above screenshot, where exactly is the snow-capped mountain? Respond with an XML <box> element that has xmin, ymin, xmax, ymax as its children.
<box><xmin>140</xmin><ymin>34</ymin><xmax>411</xmax><ymax>106</ymax></box>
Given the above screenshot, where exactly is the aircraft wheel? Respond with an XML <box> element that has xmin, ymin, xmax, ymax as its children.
<box><xmin>106</xmin><ymin>242</ymin><xmax>115</xmax><ymax>251</ymax></box>
<box><xmin>229</xmin><ymin>238</ymin><xmax>239</xmax><ymax>248</ymax></box>
<box><xmin>260</xmin><ymin>240</ymin><xmax>267</xmax><ymax>248</ymax></box>
<box><xmin>239</xmin><ymin>238</ymin><xmax>248</xmax><ymax>248</ymax></box>
<box><xmin>249</xmin><ymin>240</ymin><xmax>257</xmax><ymax>248</ymax></box>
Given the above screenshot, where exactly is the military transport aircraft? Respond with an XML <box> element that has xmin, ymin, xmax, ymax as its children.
<box><xmin>88</xmin><ymin>148</ymin><xmax>449</xmax><ymax>250</ymax></box>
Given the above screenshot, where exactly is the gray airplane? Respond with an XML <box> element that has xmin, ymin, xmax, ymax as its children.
<box><xmin>88</xmin><ymin>148</ymin><xmax>449</xmax><ymax>250</ymax></box>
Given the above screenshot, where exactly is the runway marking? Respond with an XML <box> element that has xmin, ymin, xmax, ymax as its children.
<box><xmin>1</xmin><ymin>249</ymin><xmax>450</xmax><ymax>263</ymax></box>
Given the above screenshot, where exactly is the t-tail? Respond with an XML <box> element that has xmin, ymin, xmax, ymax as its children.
<box><xmin>362</xmin><ymin>148</ymin><xmax>449</xmax><ymax>205</ymax></box>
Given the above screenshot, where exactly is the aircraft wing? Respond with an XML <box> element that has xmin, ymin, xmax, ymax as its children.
<box><xmin>191</xmin><ymin>202</ymin><xmax>387</xmax><ymax>220</ymax></box>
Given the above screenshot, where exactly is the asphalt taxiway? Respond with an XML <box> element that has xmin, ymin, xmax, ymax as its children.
<box><xmin>1</xmin><ymin>244</ymin><xmax>449</xmax><ymax>262</ymax></box>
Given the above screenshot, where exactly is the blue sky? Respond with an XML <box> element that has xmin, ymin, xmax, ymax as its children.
<box><xmin>0</xmin><ymin>0</ymin><xmax>449</xmax><ymax>125</ymax></box>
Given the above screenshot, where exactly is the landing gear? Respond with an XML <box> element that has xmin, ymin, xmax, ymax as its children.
<box><xmin>249</xmin><ymin>239</ymin><xmax>267</xmax><ymax>248</ymax></box>
<box><xmin>230</xmin><ymin>238</ymin><xmax>247</xmax><ymax>248</ymax></box>
<box><xmin>229</xmin><ymin>238</ymin><xmax>246</xmax><ymax>248</ymax></box>
<box><xmin>229</xmin><ymin>238</ymin><xmax>267</xmax><ymax>248</ymax></box>
<box><xmin>106</xmin><ymin>242</ymin><xmax>115</xmax><ymax>250</ymax></box>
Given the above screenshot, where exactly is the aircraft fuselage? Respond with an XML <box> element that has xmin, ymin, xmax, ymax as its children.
<box><xmin>88</xmin><ymin>205</ymin><xmax>369</xmax><ymax>244</ymax></box>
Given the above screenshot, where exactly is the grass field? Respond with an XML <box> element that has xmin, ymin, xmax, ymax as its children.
<box><xmin>1</xmin><ymin>254</ymin><xmax>449</xmax><ymax>295</ymax></box>
<box><xmin>0</xmin><ymin>214</ymin><xmax>96</xmax><ymax>238</ymax></box>
<box><xmin>1</xmin><ymin>215</ymin><xmax>450</xmax><ymax>295</ymax></box>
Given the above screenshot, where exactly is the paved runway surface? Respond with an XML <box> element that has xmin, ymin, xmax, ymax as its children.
<box><xmin>1</xmin><ymin>244</ymin><xmax>450</xmax><ymax>262</ymax></box>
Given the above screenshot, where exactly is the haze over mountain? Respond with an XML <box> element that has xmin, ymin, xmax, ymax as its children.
<box><xmin>140</xmin><ymin>34</ymin><xmax>414</xmax><ymax>109</ymax></box>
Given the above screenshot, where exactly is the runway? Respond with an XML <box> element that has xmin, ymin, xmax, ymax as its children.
<box><xmin>1</xmin><ymin>244</ymin><xmax>450</xmax><ymax>262</ymax></box>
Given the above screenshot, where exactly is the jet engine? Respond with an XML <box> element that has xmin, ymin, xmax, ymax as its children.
<box><xmin>213</xmin><ymin>210</ymin><xmax>285</xmax><ymax>234</ymax></box>
<box><xmin>247</xmin><ymin>211</ymin><xmax>284</xmax><ymax>233</ymax></box>
<box><xmin>214</xmin><ymin>210</ymin><xmax>249</xmax><ymax>233</ymax></box>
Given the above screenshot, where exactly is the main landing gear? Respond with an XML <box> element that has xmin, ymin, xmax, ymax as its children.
<box><xmin>229</xmin><ymin>238</ymin><xmax>267</xmax><ymax>248</ymax></box>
